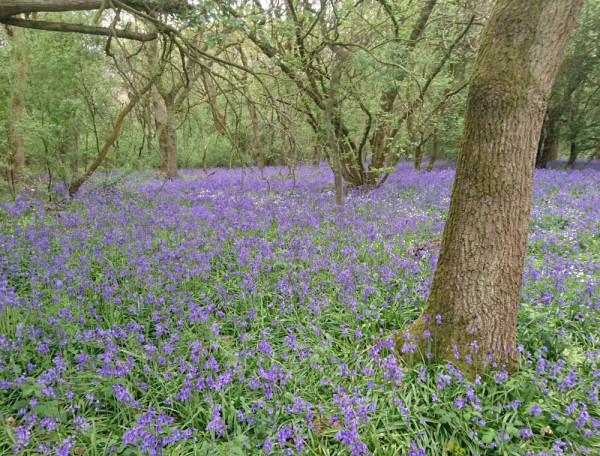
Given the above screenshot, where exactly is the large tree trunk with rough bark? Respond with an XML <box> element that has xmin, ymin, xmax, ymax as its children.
<box><xmin>401</xmin><ymin>0</ymin><xmax>584</xmax><ymax>373</ymax></box>
<box><xmin>7</xmin><ymin>24</ymin><xmax>27</xmax><ymax>187</ymax></box>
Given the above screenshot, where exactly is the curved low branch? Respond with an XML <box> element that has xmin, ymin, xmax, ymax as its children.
<box><xmin>1</xmin><ymin>0</ymin><xmax>110</xmax><ymax>17</ymax></box>
<box><xmin>0</xmin><ymin>0</ymin><xmax>188</xmax><ymax>18</ymax></box>
<box><xmin>0</xmin><ymin>16</ymin><xmax>157</xmax><ymax>41</ymax></box>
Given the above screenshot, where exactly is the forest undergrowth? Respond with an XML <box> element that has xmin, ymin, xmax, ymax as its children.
<box><xmin>0</xmin><ymin>163</ymin><xmax>599</xmax><ymax>455</ymax></box>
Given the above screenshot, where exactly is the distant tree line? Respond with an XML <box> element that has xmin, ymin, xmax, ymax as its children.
<box><xmin>0</xmin><ymin>0</ymin><xmax>598</xmax><ymax>198</ymax></box>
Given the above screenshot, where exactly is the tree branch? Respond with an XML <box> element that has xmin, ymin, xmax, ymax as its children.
<box><xmin>0</xmin><ymin>16</ymin><xmax>157</xmax><ymax>41</ymax></box>
<box><xmin>0</xmin><ymin>0</ymin><xmax>188</xmax><ymax>18</ymax></box>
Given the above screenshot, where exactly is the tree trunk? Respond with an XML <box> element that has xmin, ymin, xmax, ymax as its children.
<box><xmin>536</xmin><ymin>109</ymin><xmax>559</xmax><ymax>168</ymax></box>
<box><xmin>311</xmin><ymin>143</ymin><xmax>322</xmax><ymax>166</ymax></box>
<box><xmin>549</xmin><ymin>137</ymin><xmax>559</xmax><ymax>161</ymax></box>
<box><xmin>72</xmin><ymin>135</ymin><xmax>79</xmax><ymax>173</ymax></box>
<box><xmin>324</xmin><ymin>55</ymin><xmax>344</xmax><ymax>206</ymax></box>
<box><xmin>247</xmin><ymin>99</ymin><xmax>264</xmax><ymax>171</ymax></box>
<box><xmin>401</xmin><ymin>0</ymin><xmax>583</xmax><ymax>373</ymax></box>
<box><xmin>155</xmin><ymin>97</ymin><xmax>167</xmax><ymax>174</ymax></box>
<box><xmin>147</xmin><ymin>33</ymin><xmax>178</xmax><ymax>180</ymax></box>
<box><xmin>567</xmin><ymin>140</ymin><xmax>577</xmax><ymax>167</ymax></box>
<box><xmin>155</xmin><ymin>97</ymin><xmax>178</xmax><ymax>179</ymax></box>
<box><xmin>426</xmin><ymin>130</ymin><xmax>438</xmax><ymax>172</ymax></box>
<box><xmin>83</xmin><ymin>131</ymin><xmax>88</xmax><ymax>171</ymax></box>
<box><xmin>7</xmin><ymin>24</ymin><xmax>26</xmax><ymax>186</ymax></box>
<box><xmin>406</xmin><ymin>110</ymin><xmax>419</xmax><ymax>171</ymax></box>
<box><xmin>157</xmin><ymin>112</ymin><xmax>178</xmax><ymax>178</ymax></box>
<box><xmin>414</xmin><ymin>133</ymin><xmax>424</xmax><ymax>171</ymax></box>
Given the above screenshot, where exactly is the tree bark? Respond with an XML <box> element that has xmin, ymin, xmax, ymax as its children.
<box><xmin>567</xmin><ymin>140</ymin><xmax>577</xmax><ymax>167</ymax></box>
<box><xmin>401</xmin><ymin>0</ymin><xmax>584</xmax><ymax>373</ymax></box>
<box><xmin>413</xmin><ymin>139</ymin><xmax>423</xmax><ymax>171</ymax></box>
<box><xmin>147</xmin><ymin>32</ymin><xmax>180</xmax><ymax>179</ymax></box>
<box><xmin>156</xmin><ymin>108</ymin><xmax>178</xmax><ymax>178</ymax></box>
<box><xmin>7</xmin><ymin>24</ymin><xmax>27</xmax><ymax>186</ymax></box>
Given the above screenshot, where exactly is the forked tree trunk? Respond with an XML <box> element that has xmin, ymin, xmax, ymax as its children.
<box><xmin>7</xmin><ymin>24</ymin><xmax>26</xmax><ymax>186</ymax></box>
<box><xmin>402</xmin><ymin>0</ymin><xmax>584</xmax><ymax>373</ymax></box>
<box><xmin>155</xmin><ymin>94</ymin><xmax>167</xmax><ymax>173</ymax></box>
<box><xmin>202</xmin><ymin>69</ymin><xmax>227</xmax><ymax>135</ymax></box>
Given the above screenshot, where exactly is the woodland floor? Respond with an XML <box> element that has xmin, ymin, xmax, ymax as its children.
<box><xmin>0</xmin><ymin>162</ymin><xmax>599</xmax><ymax>455</ymax></box>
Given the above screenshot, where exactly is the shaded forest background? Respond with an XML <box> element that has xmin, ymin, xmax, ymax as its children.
<box><xmin>1</xmin><ymin>0</ymin><xmax>599</xmax><ymax>197</ymax></box>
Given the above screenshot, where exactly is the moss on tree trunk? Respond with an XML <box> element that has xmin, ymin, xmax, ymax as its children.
<box><xmin>398</xmin><ymin>0</ymin><xmax>584</xmax><ymax>376</ymax></box>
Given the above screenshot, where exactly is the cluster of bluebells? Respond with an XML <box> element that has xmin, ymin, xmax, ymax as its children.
<box><xmin>0</xmin><ymin>162</ymin><xmax>599</xmax><ymax>454</ymax></box>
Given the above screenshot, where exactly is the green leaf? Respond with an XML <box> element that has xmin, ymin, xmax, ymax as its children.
<box><xmin>481</xmin><ymin>429</ymin><xmax>496</xmax><ymax>444</ymax></box>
